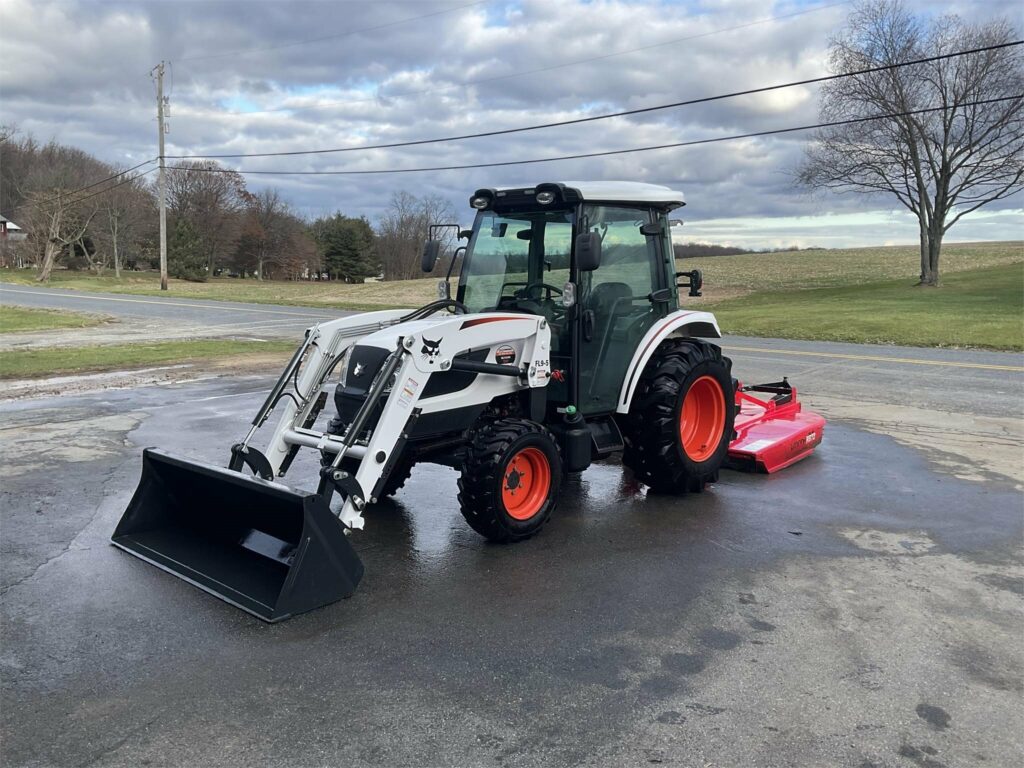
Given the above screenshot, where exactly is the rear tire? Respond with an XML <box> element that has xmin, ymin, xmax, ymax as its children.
<box><xmin>458</xmin><ymin>418</ymin><xmax>561</xmax><ymax>543</ymax></box>
<box><xmin>622</xmin><ymin>339</ymin><xmax>734</xmax><ymax>493</ymax></box>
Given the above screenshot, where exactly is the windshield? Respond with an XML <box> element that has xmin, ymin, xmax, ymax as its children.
<box><xmin>458</xmin><ymin>209</ymin><xmax>574</xmax><ymax>313</ymax></box>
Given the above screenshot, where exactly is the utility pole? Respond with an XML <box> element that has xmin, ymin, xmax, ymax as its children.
<box><xmin>153</xmin><ymin>61</ymin><xmax>169</xmax><ymax>290</ymax></box>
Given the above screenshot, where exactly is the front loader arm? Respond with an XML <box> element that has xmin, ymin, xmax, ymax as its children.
<box><xmin>229</xmin><ymin>310</ymin><xmax>409</xmax><ymax>479</ymax></box>
<box><xmin>232</xmin><ymin>309</ymin><xmax>550</xmax><ymax>531</ymax></box>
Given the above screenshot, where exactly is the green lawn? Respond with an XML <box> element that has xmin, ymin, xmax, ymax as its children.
<box><xmin>711</xmin><ymin>263</ymin><xmax>1024</xmax><ymax>350</ymax></box>
<box><xmin>0</xmin><ymin>305</ymin><xmax>106</xmax><ymax>333</ymax></box>
<box><xmin>0</xmin><ymin>339</ymin><xmax>296</xmax><ymax>379</ymax></box>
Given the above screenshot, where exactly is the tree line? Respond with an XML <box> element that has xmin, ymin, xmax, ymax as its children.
<box><xmin>0</xmin><ymin>130</ymin><xmax>457</xmax><ymax>284</ymax></box>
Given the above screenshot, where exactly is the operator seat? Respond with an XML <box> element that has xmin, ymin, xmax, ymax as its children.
<box><xmin>589</xmin><ymin>281</ymin><xmax>633</xmax><ymax>345</ymax></box>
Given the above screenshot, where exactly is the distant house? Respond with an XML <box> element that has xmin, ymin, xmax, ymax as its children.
<box><xmin>0</xmin><ymin>213</ymin><xmax>29</xmax><ymax>268</ymax></box>
<box><xmin>1</xmin><ymin>214</ymin><xmax>26</xmax><ymax>242</ymax></box>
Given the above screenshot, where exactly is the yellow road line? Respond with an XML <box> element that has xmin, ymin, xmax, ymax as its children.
<box><xmin>724</xmin><ymin>345</ymin><xmax>1024</xmax><ymax>372</ymax></box>
<box><xmin>0</xmin><ymin>287</ymin><xmax>336</xmax><ymax>318</ymax></box>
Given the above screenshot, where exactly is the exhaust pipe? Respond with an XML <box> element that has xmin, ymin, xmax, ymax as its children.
<box><xmin>111</xmin><ymin>448</ymin><xmax>363</xmax><ymax>622</ymax></box>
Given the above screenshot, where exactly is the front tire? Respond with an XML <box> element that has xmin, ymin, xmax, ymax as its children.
<box><xmin>622</xmin><ymin>339</ymin><xmax>734</xmax><ymax>493</ymax></box>
<box><xmin>458</xmin><ymin>418</ymin><xmax>562</xmax><ymax>543</ymax></box>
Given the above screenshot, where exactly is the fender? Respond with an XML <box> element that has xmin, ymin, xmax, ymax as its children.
<box><xmin>615</xmin><ymin>310</ymin><xmax>722</xmax><ymax>414</ymax></box>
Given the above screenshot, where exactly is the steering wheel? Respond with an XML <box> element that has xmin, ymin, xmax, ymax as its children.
<box><xmin>526</xmin><ymin>283</ymin><xmax>570</xmax><ymax>331</ymax></box>
<box><xmin>515</xmin><ymin>282</ymin><xmax>564</xmax><ymax>301</ymax></box>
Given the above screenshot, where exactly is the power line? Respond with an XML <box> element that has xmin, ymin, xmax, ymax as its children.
<box><xmin>170</xmin><ymin>40</ymin><xmax>1023</xmax><ymax>160</ymax></box>
<box><xmin>82</xmin><ymin>167</ymin><xmax>158</xmax><ymax>203</ymax></box>
<box><xmin>166</xmin><ymin>95</ymin><xmax>1022</xmax><ymax>176</ymax></box>
<box><xmin>176</xmin><ymin>0</ymin><xmax>488</xmax><ymax>63</ymax></box>
<box><xmin>32</xmin><ymin>167</ymin><xmax>159</xmax><ymax>209</ymax></box>
<box><xmin>29</xmin><ymin>159</ymin><xmax>158</xmax><ymax>209</ymax></box>
<box><xmin>74</xmin><ymin>158</ymin><xmax>158</xmax><ymax>194</ymax></box>
<box><xmin>211</xmin><ymin>0</ymin><xmax>852</xmax><ymax>117</ymax></box>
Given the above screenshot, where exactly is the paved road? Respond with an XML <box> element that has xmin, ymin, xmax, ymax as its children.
<box><xmin>2</xmin><ymin>284</ymin><xmax>1023</xmax><ymax>767</ymax></box>
<box><xmin>0</xmin><ymin>282</ymin><xmax>354</xmax><ymax>340</ymax></box>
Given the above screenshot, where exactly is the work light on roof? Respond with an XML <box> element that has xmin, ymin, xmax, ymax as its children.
<box><xmin>470</xmin><ymin>195</ymin><xmax>490</xmax><ymax>209</ymax></box>
<box><xmin>535</xmin><ymin>191</ymin><xmax>555</xmax><ymax>205</ymax></box>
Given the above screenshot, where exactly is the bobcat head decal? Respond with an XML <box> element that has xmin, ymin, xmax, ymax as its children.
<box><xmin>420</xmin><ymin>336</ymin><xmax>442</xmax><ymax>363</ymax></box>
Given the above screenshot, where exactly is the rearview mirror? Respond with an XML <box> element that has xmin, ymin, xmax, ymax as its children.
<box><xmin>421</xmin><ymin>240</ymin><xmax>441</xmax><ymax>273</ymax></box>
<box><xmin>575</xmin><ymin>231</ymin><xmax>602</xmax><ymax>272</ymax></box>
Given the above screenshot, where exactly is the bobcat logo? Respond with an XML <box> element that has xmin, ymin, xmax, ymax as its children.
<box><xmin>420</xmin><ymin>336</ymin><xmax>442</xmax><ymax>363</ymax></box>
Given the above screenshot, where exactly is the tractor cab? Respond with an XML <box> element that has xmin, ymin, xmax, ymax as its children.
<box><xmin>425</xmin><ymin>182</ymin><xmax>693</xmax><ymax>415</ymax></box>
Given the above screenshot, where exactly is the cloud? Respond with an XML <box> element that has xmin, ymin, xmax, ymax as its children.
<box><xmin>1</xmin><ymin>0</ymin><xmax>1020</xmax><ymax>247</ymax></box>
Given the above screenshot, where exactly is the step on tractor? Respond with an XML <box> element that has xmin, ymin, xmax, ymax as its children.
<box><xmin>112</xmin><ymin>181</ymin><xmax>825</xmax><ymax>622</ymax></box>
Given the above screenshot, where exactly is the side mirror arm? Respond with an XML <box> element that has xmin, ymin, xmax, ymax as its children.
<box><xmin>675</xmin><ymin>269</ymin><xmax>703</xmax><ymax>297</ymax></box>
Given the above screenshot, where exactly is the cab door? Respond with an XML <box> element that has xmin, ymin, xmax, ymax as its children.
<box><xmin>576</xmin><ymin>205</ymin><xmax>669</xmax><ymax>414</ymax></box>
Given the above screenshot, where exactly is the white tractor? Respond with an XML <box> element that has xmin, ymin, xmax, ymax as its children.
<box><xmin>113</xmin><ymin>181</ymin><xmax>824</xmax><ymax>621</ymax></box>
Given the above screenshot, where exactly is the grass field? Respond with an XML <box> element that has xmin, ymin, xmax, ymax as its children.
<box><xmin>0</xmin><ymin>339</ymin><xmax>295</xmax><ymax>379</ymax></box>
<box><xmin>0</xmin><ymin>305</ymin><xmax>106</xmax><ymax>333</ymax></box>
<box><xmin>713</xmin><ymin>263</ymin><xmax>1024</xmax><ymax>351</ymax></box>
<box><xmin>0</xmin><ymin>268</ymin><xmax>435</xmax><ymax>311</ymax></box>
<box><xmin>4</xmin><ymin>241</ymin><xmax>1020</xmax><ymax>310</ymax></box>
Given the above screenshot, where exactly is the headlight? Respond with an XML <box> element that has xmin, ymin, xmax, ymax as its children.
<box><xmin>536</xmin><ymin>191</ymin><xmax>555</xmax><ymax>205</ymax></box>
<box><xmin>470</xmin><ymin>195</ymin><xmax>490</xmax><ymax>209</ymax></box>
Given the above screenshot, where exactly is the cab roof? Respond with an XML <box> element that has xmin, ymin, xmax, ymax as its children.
<box><xmin>556</xmin><ymin>181</ymin><xmax>684</xmax><ymax>207</ymax></box>
<box><xmin>473</xmin><ymin>181</ymin><xmax>685</xmax><ymax>212</ymax></box>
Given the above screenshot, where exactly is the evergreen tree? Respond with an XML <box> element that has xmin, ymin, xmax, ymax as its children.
<box><xmin>312</xmin><ymin>213</ymin><xmax>378</xmax><ymax>282</ymax></box>
<box><xmin>168</xmin><ymin>218</ymin><xmax>207</xmax><ymax>282</ymax></box>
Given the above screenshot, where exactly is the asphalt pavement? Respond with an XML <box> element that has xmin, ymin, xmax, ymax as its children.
<box><xmin>0</xmin><ymin>282</ymin><xmax>354</xmax><ymax>341</ymax></box>
<box><xmin>1</xmin><ymin>284</ymin><xmax>1022</xmax><ymax>767</ymax></box>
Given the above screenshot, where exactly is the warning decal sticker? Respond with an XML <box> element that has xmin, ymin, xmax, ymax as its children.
<box><xmin>398</xmin><ymin>377</ymin><xmax>420</xmax><ymax>408</ymax></box>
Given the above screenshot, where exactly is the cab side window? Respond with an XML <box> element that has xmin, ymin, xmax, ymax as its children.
<box><xmin>578</xmin><ymin>205</ymin><xmax>665</xmax><ymax>413</ymax></box>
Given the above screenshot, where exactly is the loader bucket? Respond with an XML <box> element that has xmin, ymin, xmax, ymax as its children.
<box><xmin>111</xmin><ymin>448</ymin><xmax>363</xmax><ymax>622</ymax></box>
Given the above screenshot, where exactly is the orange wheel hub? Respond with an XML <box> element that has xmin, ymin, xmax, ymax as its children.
<box><xmin>679</xmin><ymin>375</ymin><xmax>727</xmax><ymax>462</ymax></box>
<box><xmin>502</xmin><ymin>447</ymin><xmax>551</xmax><ymax>520</ymax></box>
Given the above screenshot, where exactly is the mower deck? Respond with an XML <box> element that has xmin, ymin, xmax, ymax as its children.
<box><xmin>727</xmin><ymin>380</ymin><xmax>825</xmax><ymax>473</ymax></box>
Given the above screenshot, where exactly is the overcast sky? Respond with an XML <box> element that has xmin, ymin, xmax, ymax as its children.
<box><xmin>1</xmin><ymin>0</ymin><xmax>1021</xmax><ymax>248</ymax></box>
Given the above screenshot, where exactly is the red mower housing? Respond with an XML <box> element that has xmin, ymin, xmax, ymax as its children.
<box><xmin>727</xmin><ymin>379</ymin><xmax>825</xmax><ymax>473</ymax></box>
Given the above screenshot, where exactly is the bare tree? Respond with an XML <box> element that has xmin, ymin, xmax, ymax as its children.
<box><xmin>26</xmin><ymin>194</ymin><xmax>99</xmax><ymax>281</ymax></box>
<box><xmin>10</xmin><ymin>141</ymin><xmax>108</xmax><ymax>281</ymax></box>
<box><xmin>235</xmin><ymin>188</ymin><xmax>290</xmax><ymax>279</ymax></box>
<box><xmin>275</xmin><ymin>216</ymin><xmax>322</xmax><ymax>280</ymax></box>
<box><xmin>797</xmin><ymin>0</ymin><xmax>1023</xmax><ymax>285</ymax></box>
<box><xmin>166</xmin><ymin>161</ymin><xmax>246</xmax><ymax>274</ymax></box>
<box><xmin>0</xmin><ymin>127</ymin><xmax>38</xmax><ymax>215</ymax></box>
<box><xmin>100</xmin><ymin>171</ymin><xmax>154</xmax><ymax>277</ymax></box>
<box><xmin>376</xmin><ymin>190</ymin><xmax>458</xmax><ymax>280</ymax></box>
